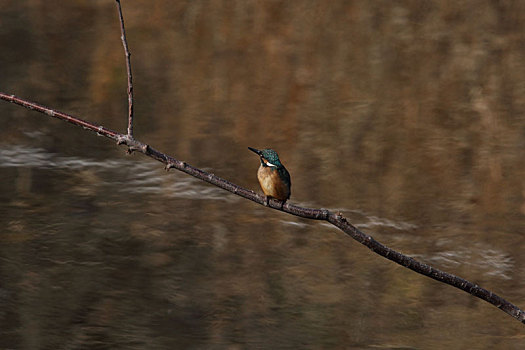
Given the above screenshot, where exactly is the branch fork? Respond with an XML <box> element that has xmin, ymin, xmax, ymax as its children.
<box><xmin>116</xmin><ymin>135</ymin><xmax>149</xmax><ymax>154</ymax></box>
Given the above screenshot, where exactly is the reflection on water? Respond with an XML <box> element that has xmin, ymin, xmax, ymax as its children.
<box><xmin>414</xmin><ymin>244</ymin><xmax>515</xmax><ymax>280</ymax></box>
<box><xmin>1</xmin><ymin>0</ymin><xmax>525</xmax><ymax>348</ymax></box>
<box><xmin>0</xmin><ymin>145</ymin><xmax>236</xmax><ymax>202</ymax></box>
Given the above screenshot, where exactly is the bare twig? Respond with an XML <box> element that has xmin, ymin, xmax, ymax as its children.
<box><xmin>115</xmin><ymin>0</ymin><xmax>134</xmax><ymax>138</ymax></box>
<box><xmin>0</xmin><ymin>91</ymin><xmax>524</xmax><ymax>325</ymax></box>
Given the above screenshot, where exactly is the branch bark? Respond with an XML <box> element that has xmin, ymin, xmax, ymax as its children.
<box><xmin>1</xmin><ymin>91</ymin><xmax>524</xmax><ymax>325</ymax></box>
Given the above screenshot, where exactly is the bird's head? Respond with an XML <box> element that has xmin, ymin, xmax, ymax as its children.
<box><xmin>248</xmin><ymin>147</ymin><xmax>283</xmax><ymax>168</ymax></box>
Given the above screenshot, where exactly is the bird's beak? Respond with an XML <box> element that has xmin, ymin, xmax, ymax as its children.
<box><xmin>248</xmin><ymin>147</ymin><xmax>262</xmax><ymax>156</ymax></box>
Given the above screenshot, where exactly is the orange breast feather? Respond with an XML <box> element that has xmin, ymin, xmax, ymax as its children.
<box><xmin>257</xmin><ymin>166</ymin><xmax>290</xmax><ymax>201</ymax></box>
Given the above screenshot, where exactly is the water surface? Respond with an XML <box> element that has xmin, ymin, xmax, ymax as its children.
<box><xmin>1</xmin><ymin>1</ymin><xmax>525</xmax><ymax>348</ymax></box>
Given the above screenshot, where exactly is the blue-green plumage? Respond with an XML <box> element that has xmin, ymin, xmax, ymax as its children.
<box><xmin>248</xmin><ymin>147</ymin><xmax>291</xmax><ymax>202</ymax></box>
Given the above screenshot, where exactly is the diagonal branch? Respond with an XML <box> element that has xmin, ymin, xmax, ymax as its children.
<box><xmin>0</xmin><ymin>91</ymin><xmax>524</xmax><ymax>325</ymax></box>
<box><xmin>115</xmin><ymin>0</ymin><xmax>134</xmax><ymax>138</ymax></box>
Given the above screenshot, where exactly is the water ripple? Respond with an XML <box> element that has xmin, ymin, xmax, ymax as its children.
<box><xmin>413</xmin><ymin>244</ymin><xmax>514</xmax><ymax>280</ymax></box>
<box><xmin>0</xmin><ymin>144</ymin><xmax>236</xmax><ymax>202</ymax></box>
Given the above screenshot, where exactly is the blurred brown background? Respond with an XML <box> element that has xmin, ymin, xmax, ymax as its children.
<box><xmin>1</xmin><ymin>0</ymin><xmax>524</xmax><ymax>348</ymax></box>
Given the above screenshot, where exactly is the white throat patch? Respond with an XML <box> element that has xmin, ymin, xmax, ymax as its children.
<box><xmin>265</xmin><ymin>161</ymin><xmax>277</xmax><ymax>167</ymax></box>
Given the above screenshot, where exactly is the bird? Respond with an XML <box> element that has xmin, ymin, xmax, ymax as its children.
<box><xmin>248</xmin><ymin>147</ymin><xmax>291</xmax><ymax>205</ymax></box>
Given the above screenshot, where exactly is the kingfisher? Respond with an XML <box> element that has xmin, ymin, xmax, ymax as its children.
<box><xmin>248</xmin><ymin>147</ymin><xmax>291</xmax><ymax>204</ymax></box>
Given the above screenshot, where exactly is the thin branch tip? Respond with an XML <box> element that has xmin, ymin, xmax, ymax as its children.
<box><xmin>115</xmin><ymin>0</ymin><xmax>134</xmax><ymax>138</ymax></box>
